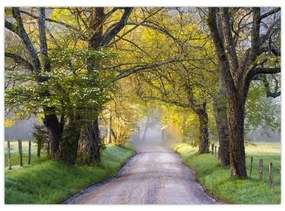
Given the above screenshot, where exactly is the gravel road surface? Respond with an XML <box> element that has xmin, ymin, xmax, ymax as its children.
<box><xmin>68</xmin><ymin>143</ymin><xmax>218</xmax><ymax>204</ymax></box>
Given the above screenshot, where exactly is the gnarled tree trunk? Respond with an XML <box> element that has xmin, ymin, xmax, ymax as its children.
<box><xmin>43</xmin><ymin>113</ymin><xmax>61</xmax><ymax>158</ymax></box>
<box><xmin>59</xmin><ymin>115</ymin><xmax>81</xmax><ymax>165</ymax></box>
<box><xmin>196</xmin><ymin>103</ymin><xmax>209</xmax><ymax>153</ymax></box>
<box><xmin>78</xmin><ymin>119</ymin><xmax>102</xmax><ymax>164</ymax></box>
<box><xmin>213</xmin><ymin>78</ymin><xmax>230</xmax><ymax>166</ymax></box>
<box><xmin>77</xmin><ymin>8</ymin><xmax>104</xmax><ymax>164</ymax></box>
<box><xmin>228</xmin><ymin>97</ymin><xmax>247</xmax><ymax>177</ymax></box>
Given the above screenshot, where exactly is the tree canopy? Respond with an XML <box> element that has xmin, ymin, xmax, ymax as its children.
<box><xmin>5</xmin><ymin>7</ymin><xmax>280</xmax><ymax>178</ymax></box>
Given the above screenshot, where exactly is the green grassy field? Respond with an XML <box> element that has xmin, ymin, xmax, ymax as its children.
<box><xmin>5</xmin><ymin>141</ymin><xmax>49</xmax><ymax>168</ymax></box>
<box><xmin>173</xmin><ymin>142</ymin><xmax>281</xmax><ymax>204</ymax></box>
<box><xmin>5</xmin><ymin>141</ymin><xmax>136</xmax><ymax>204</ymax></box>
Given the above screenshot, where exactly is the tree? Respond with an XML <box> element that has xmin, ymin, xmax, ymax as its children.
<box><xmin>101</xmin><ymin>78</ymin><xmax>143</xmax><ymax>146</ymax></box>
<box><xmin>5</xmin><ymin>7</ymin><xmax>63</xmax><ymax>159</ymax></box>
<box><xmin>5</xmin><ymin>7</ymin><xmax>117</xmax><ymax>164</ymax></box>
<box><xmin>207</xmin><ymin>7</ymin><xmax>280</xmax><ymax>177</ymax></box>
<box><xmin>118</xmin><ymin>8</ymin><xmax>218</xmax><ymax>153</ymax></box>
<box><xmin>213</xmin><ymin>77</ymin><xmax>230</xmax><ymax>166</ymax></box>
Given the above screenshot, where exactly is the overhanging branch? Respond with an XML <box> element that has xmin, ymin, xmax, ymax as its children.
<box><xmin>101</xmin><ymin>7</ymin><xmax>133</xmax><ymax>47</ymax></box>
<box><xmin>262</xmin><ymin>75</ymin><xmax>281</xmax><ymax>98</ymax></box>
<box><xmin>113</xmin><ymin>58</ymin><xmax>190</xmax><ymax>81</ymax></box>
<box><xmin>5</xmin><ymin>52</ymin><xmax>34</xmax><ymax>71</ymax></box>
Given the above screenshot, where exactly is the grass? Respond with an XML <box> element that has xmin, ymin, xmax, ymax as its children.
<box><xmin>4</xmin><ymin>141</ymin><xmax>136</xmax><ymax>204</ymax></box>
<box><xmin>5</xmin><ymin>141</ymin><xmax>49</xmax><ymax>168</ymax></box>
<box><xmin>172</xmin><ymin>142</ymin><xmax>281</xmax><ymax>204</ymax></box>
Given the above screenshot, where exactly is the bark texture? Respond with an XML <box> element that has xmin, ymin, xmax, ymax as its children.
<box><xmin>79</xmin><ymin>119</ymin><xmax>102</xmax><ymax>163</ymax></box>
<box><xmin>59</xmin><ymin>116</ymin><xmax>81</xmax><ymax>165</ymax></box>
<box><xmin>228</xmin><ymin>99</ymin><xmax>246</xmax><ymax>176</ymax></box>
<box><xmin>213</xmin><ymin>78</ymin><xmax>230</xmax><ymax>166</ymax></box>
<box><xmin>197</xmin><ymin>106</ymin><xmax>209</xmax><ymax>153</ymax></box>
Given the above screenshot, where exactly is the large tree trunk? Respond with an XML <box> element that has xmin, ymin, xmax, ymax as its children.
<box><xmin>197</xmin><ymin>103</ymin><xmax>209</xmax><ymax>153</ymax></box>
<box><xmin>77</xmin><ymin>8</ymin><xmax>104</xmax><ymax>164</ymax></box>
<box><xmin>79</xmin><ymin>119</ymin><xmax>102</xmax><ymax>164</ymax></box>
<box><xmin>213</xmin><ymin>79</ymin><xmax>230</xmax><ymax>166</ymax></box>
<box><xmin>228</xmin><ymin>99</ymin><xmax>247</xmax><ymax>177</ymax></box>
<box><xmin>43</xmin><ymin>113</ymin><xmax>61</xmax><ymax>159</ymax></box>
<box><xmin>59</xmin><ymin>116</ymin><xmax>81</xmax><ymax>165</ymax></box>
<box><xmin>79</xmin><ymin>7</ymin><xmax>133</xmax><ymax>163</ymax></box>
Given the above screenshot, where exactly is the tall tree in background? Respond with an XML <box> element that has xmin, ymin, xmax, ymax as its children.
<box><xmin>207</xmin><ymin>7</ymin><xmax>280</xmax><ymax>177</ymax></box>
<box><xmin>119</xmin><ymin>8</ymin><xmax>217</xmax><ymax>153</ymax></box>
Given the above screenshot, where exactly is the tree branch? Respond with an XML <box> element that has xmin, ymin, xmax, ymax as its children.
<box><xmin>207</xmin><ymin>8</ymin><xmax>237</xmax><ymax>97</ymax></box>
<box><xmin>20</xmin><ymin>9</ymin><xmax>89</xmax><ymax>41</ymax></box>
<box><xmin>259</xmin><ymin>7</ymin><xmax>280</xmax><ymax>21</ymax></box>
<box><xmin>259</xmin><ymin>17</ymin><xmax>280</xmax><ymax>46</ymax></box>
<box><xmin>5</xmin><ymin>20</ymin><xmax>20</xmax><ymax>35</ymax></box>
<box><xmin>262</xmin><ymin>75</ymin><xmax>281</xmax><ymax>98</ymax></box>
<box><xmin>5</xmin><ymin>52</ymin><xmax>34</xmax><ymax>71</ymax></box>
<box><xmin>114</xmin><ymin>35</ymin><xmax>153</xmax><ymax>59</ymax></box>
<box><xmin>221</xmin><ymin>8</ymin><xmax>238</xmax><ymax>71</ymax></box>
<box><xmin>38</xmin><ymin>8</ymin><xmax>51</xmax><ymax>74</ymax></box>
<box><xmin>12</xmin><ymin>7</ymin><xmax>41</xmax><ymax>73</ymax></box>
<box><xmin>250</xmin><ymin>7</ymin><xmax>261</xmax><ymax>63</ymax></box>
<box><xmin>113</xmin><ymin>58</ymin><xmax>190</xmax><ymax>81</ymax></box>
<box><xmin>252</xmin><ymin>67</ymin><xmax>280</xmax><ymax>75</ymax></box>
<box><xmin>108</xmin><ymin>8</ymin><xmax>162</xmax><ymax>47</ymax></box>
<box><xmin>143</xmin><ymin>95</ymin><xmax>189</xmax><ymax>108</ymax></box>
<box><xmin>101</xmin><ymin>7</ymin><xmax>133</xmax><ymax>47</ymax></box>
<box><xmin>126</xmin><ymin>21</ymin><xmax>181</xmax><ymax>46</ymax></box>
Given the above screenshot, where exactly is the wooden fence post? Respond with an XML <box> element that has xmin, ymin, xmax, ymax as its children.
<box><xmin>18</xmin><ymin>140</ymin><xmax>23</xmax><ymax>167</ymax></box>
<box><xmin>37</xmin><ymin>141</ymin><xmax>41</xmax><ymax>158</ymax></box>
<box><xmin>47</xmin><ymin>141</ymin><xmax>50</xmax><ymax>156</ymax></box>
<box><xmin>7</xmin><ymin>141</ymin><xmax>12</xmax><ymax>170</ymax></box>
<box><xmin>218</xmin><ymin>147</ymin><xmax>220</xmax><ymax>159</ymax></box>
<box><xmin>28</xmin><ymin>140</ymin><xmax>31</xmax><ymax>164</ymax></box>
<box><xmin>259</xmin><ymin>159</ymin><xmax>263</xmax><ymax>180</ymax></box>
<box><xmin>269</xmin><ymin>162</ymin><xmax>273</xmax><ymax>188</ymax></box>
<box><xmin>211</xmin><ymin>144</ymin><xmax>214</xmax><ymax>155</ymax></box>
<box><xmin>214</xmin><ymin>146</ymin><xmax>217</xmax><ymax>157</ymax></box>
<box><xmin>250</xmin><ymin>156</ymin><xmax>253</xmax><ymax>176</ymax></box>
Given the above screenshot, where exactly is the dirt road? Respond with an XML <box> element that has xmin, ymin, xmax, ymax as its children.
<box><xmin>67</xmin><ymin>143</ymin><xmax>218</xmax><ymax>204</ymax></box>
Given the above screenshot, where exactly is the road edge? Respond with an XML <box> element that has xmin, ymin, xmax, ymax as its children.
<box><xmin>62</xmin><ymin>153</ymin><xmax>137</xmax><ymax>204</ymax></box>
<box><xmin>178</xmin><ymin>156</ymin><xmax>226</xmax><ymax>204</ymax></box>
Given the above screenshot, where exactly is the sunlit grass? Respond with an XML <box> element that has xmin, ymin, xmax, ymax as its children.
<box><xmin>5</xmin><ymin>142</ymin><xmax>136</xmax><ymax>204</ymax></box>
<box><xmin>172</xmin><ymin>142</ymin><xmax>281</xmax><ymax>204</ymax></box>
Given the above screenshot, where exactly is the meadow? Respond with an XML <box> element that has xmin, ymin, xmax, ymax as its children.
<box><xmin>173</xmin><ymin>142</ymin><xmax>281</xmax><ymax>204</ymax></box>
<box><xmin>4</xmin><ymin>141</ymin><xmax>135</xmax><ymax>204</ymax></box>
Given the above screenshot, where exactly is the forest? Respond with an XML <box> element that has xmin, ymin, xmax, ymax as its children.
<box><xmin>4</xmin><ymin>7</ymin><xmax>281</xmax><ymax>204</ymax></box>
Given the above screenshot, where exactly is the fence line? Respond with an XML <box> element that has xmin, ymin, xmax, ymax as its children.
<box><xmin>210</xmin><ymin>143</ymin><xmax>275</xmax><ymax>188</ymax></box>
<box><xmin>259</xmin><ymin>159</ymin><xmax>263</xmax><ymax>180</ymax></box>
<box><xmin>28</xmin><ymin>140</ymin><xmax>31</xmax><ymax>165</ymax></box>
<box><xmin>250</xmin><ymin>156</ymin><xmax>253</xmax><ymax>176</ymax></box>
<box><xmin>7</xmin><ymin>141</ymin><xmax>12</xmax><ymax>170</ymax></box>
<box><xmin>18</xmin><ymin>140</ymin><xmax>23</xmax><ymax>167</ymax></box>
<box><xmin>269</xmin><ymin>162</ymin><xmax>274</xmax><ymax>188</ymax></box>
<box><xmin>5</xmin><ymin>140</ymin><xmax>35</xmax><ymax>169</ymax></box>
